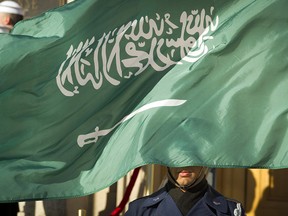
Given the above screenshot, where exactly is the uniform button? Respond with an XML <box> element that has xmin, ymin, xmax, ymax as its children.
<box><xmin>153</xmin><ymin>197</ymin><xmax>160</xmax><ymax>201</ymax></box>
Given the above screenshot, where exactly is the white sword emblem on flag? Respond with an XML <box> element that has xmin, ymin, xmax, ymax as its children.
<box><xmin>77</xmin><ymin>99</ymin><xmax>187</xmax><ymax>147</ymax></box>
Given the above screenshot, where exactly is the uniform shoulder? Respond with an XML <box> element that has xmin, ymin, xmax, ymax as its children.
<box><xmin>225</xmin><ymin>197</ymin><xmax>242</xmax><ymax>204</ymax></box>
<box><xmin>206</xmin><ymin>186</ymin><xmax>245</xmax><ymax>216</ymax></box>
<box><xmin>129</xmin><ymin>187</ymin><xmax>167</xmax><ymax>206</ymax></box>
<box><xmin>125</xmin><ymin>187</ymin><xmax>167</xmax><ymax>215</ymax></box>
<box><xmin>224</xmin><ymin>196</ymin><xmax>245</xmax><ymax>216</ymax></box>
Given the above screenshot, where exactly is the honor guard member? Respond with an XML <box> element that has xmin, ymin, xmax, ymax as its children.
<box><xmin>125</xmin><ymin>166</ymin><xmax>246</xmax><ymax>216</ymax></box>
<box><xmin>0</xmin><ymin>1</ymin><xmax>23</xmax><ymax>33</ymax></box>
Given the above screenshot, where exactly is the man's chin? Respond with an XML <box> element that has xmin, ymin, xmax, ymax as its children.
<box><xmin>178</xmin><ymin>179</ymin><xmax>195</xmax><ymax>186</ymax></box>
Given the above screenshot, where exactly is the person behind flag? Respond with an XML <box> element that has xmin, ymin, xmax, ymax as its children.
<box><xmin>0</xmin><ymin>0</ymin><xmax>23</xmax><ymax>33</ymax></box>
<box><xmin>125</xmin><ymin>166</ymin><xmax>246</xmax><ymax>216</ymax></box>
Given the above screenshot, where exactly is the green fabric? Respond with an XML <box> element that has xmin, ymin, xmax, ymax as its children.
<box><xmin>0</xmin><ymin>0</ymin><xmax>288</xmax><ymax>201</ymax></box>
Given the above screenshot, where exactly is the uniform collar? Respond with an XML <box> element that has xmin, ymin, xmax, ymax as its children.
<box><xmin>142</xmin><ymin>187</ymin><xmax>168</xmax><ymax>207</ymax></box>
<box><xmin>143</xmin><ymin>188</ymin><xmax>184</xmax><ymax>216</ymax></box>
<box><xmin>0</xmin><ymin>25</ymin><xmax>11</xmax><ymax>33</ymax></box>
<box><xmin>204</xmin><ymin>186</ymin><xmax>229</xmax><ymax>213</ymax></box>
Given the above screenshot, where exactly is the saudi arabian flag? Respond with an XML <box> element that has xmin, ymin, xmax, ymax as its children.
<box><xmin>0</xmin><ymin>0</ymin><xmax>288</xmax><ymax>201</ymax></box>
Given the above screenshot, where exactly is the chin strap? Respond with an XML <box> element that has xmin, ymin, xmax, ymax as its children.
<box><xmin>167</xmin><ymin>167</ymin><xmax>208</xmax><ymax>191</ymax></box>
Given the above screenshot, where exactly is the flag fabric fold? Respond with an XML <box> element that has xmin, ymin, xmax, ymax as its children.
<box><xmin>0</xmin><ymin>0</ymin><xmax>288</xmax><ymax>201</ymax></box>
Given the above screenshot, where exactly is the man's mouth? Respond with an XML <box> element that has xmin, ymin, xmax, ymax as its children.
<box><xmin>178</xmin><ymin>170</ymin><xmax>192</xmax><ymax>177</ymax></box>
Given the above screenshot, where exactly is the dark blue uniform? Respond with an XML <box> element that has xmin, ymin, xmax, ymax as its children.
<box><xmin>125</xmin><ymin>185</ymin><xmax>245</xmax><ymax>216</ymax></box>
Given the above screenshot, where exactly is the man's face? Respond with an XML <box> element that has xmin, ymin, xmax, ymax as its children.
<box><xmin>168</xmin><ymin>166</ymin><xmax>203</xmax><ymax>186</ymax></box>
<box><xmin>0</xmin><ymin>13</ymin><xmax>4</xmax><ymax>25</ymax></box>
<box><xmin>0</xmin><ymin>13</ymin><xmax>9</xmax><ymax>26</ymax></box>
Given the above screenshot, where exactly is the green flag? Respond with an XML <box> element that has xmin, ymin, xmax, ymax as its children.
<box><xmin>1</xmin><ymin>0</ymin><xmax>288</xmax><ymax>201</ymax></box>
